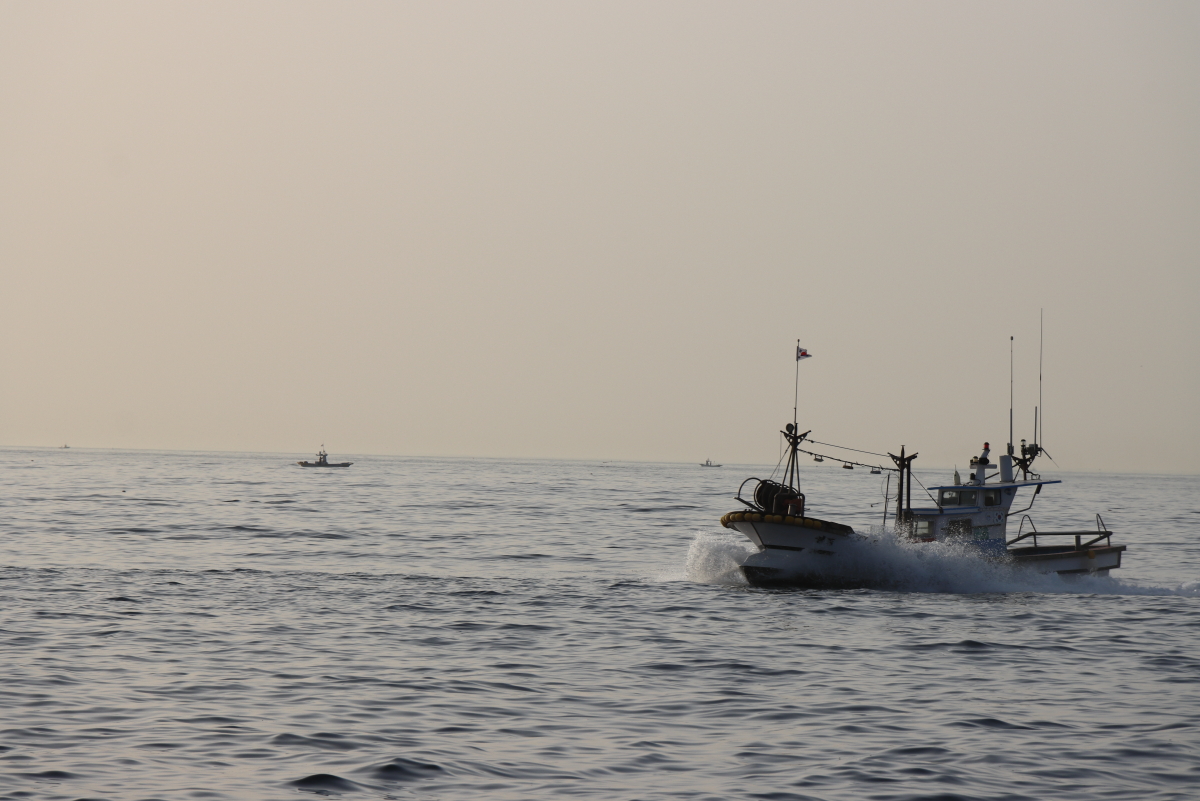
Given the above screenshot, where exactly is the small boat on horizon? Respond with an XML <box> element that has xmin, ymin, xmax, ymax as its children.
<box><xmin>298</xmin><ymin>447</ymin><xmax>352</xmax><ymax>468</ymax></box>
<box><xmin>701</xmin><ymin>459</ymin><xmax>722</xmax><ymax>467</ymax></box>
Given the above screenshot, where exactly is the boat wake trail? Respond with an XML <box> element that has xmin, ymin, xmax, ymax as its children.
<box><xmin>684</xmin><ymin>531</ymin><xmax>1200</xmax><ymax>596</ymax></box>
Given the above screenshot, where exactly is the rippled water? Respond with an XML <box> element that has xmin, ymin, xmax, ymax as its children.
<box><xmin>2</xmin><ymin>448</ymin><xmax>1198</xmax><ymax>800</ymax></box>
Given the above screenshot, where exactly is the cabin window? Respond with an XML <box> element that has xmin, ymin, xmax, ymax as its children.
<box><xmin>914</xmin><ymin>519</ymin><xmax>932</xmax><ymax>539</ymax></box>
<box><xmin>983</xmin><ymin>489</ymin><xmax>1001</xmax><ymax>507</ymax></box>
<box><xmin>940</xmin><ymin>490</ymin><xmax>959</xmax><ymax>506</ymax></box>
<box><xmin>958</xmin><ymin>490</ymin><xmax>977</xmax><ymax>506</ymax></box>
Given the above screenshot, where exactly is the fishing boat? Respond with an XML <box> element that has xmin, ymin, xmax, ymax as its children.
<box><xmin>719</xmin><ymin>338</ymin><xmax>1127</xmax><ymax>589</ymax></box>
<box><xmin>298</xmin><ymin>447</ymin><xmax>352</xmax><ymax>468</ymax></box>
<box><xmin>701</xmin><ymin>459</ymin><xmax>722</xmax><ymax>467</ymax></box>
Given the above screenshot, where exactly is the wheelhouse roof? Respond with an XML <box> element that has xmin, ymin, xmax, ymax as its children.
<box><xmin>925</xmin><ymin>479</ymin><xmax>1062</xmax><ymax>492</ymax></box>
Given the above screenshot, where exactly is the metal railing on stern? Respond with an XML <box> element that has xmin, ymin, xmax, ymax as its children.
<box><xmin>1007</xmin><ymin>514</ymin><xmax>1113</xmax><ymax>550</ymax></box>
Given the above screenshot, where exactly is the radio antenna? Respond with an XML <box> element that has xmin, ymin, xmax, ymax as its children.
<box><xmin>1038</xmin><ymin>309</ymin><xmax>1044</xmax><ymax>446</ymax></box>
<box><xmin>1008</xmin><ymin>336</ymin><xmax>1014</xmax><ymax>456</ymax></box>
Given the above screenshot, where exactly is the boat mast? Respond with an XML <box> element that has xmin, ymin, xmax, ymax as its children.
<box><xmin>793</xmin><ymin>339</ymin><xmax>800</xmax><ymax>438</ymax></box>
<box><xmin>790</xmin><ymin>340</ymin><xmax>799</xmax><ymax>490</ymax></box>
<box><xmin>784</xmin><ymin>341</ymin><xmax>811</xmax><ymax>493</ymax></box>
<box><xmin>888</xmin><ymin>446</ymin><xmax>918</xmax><ymax>529</ymax></box>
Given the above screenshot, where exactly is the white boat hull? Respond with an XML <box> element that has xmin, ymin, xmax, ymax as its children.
<box><xmin>727</xmin><ymin>519</ymin><xmax>869</xmax><ymax>589</ymax></box>
<box><xmin>739</xmin><ymin>544</ymin><xmax>871</xmax><ymax>589</ymax></box>
<box><xmin>728</xmin><ymin>519</ymin><xmax>855</xmax><ymax>554</ymax></box>
<box><xmin>728</xmin><ymin>521</ymin><xmax>1127</xmax><ymax>589</ymax></box>
<box><xmin>1010</xmin><ymin>544</ymin><xmax>1125</xmax><ymax>574</ymax></box>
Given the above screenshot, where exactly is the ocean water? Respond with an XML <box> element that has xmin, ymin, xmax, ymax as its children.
<box><xmin>2</xmin><ymin>447</ymin><xmax>1198</xmax><ymax>801</ymax></box>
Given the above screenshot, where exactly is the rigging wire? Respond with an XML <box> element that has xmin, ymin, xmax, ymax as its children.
<box><xmin>805</xmin><ymin>439</ymin><xmax>893</xmax><ymax>459</ymax></box>
<box><xmin>797</xmin><ymin>447</ymin><xmax>896</xmax><ymax>472</ymax></box>
<box><xmin>907</xmin><ymin>471</ymin><xmax>942</xmax><ymax>508</ymax></box>
<box><xmin>768</xmin><ymin>431</ymin><xmax>788</xmax><ymax>483</ymax></box>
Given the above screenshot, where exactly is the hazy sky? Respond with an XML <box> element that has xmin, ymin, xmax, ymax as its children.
<box><xmin>2</xmin><ymin>2</ymin><xmax>1197</xmax><ymax>473</ymax></box>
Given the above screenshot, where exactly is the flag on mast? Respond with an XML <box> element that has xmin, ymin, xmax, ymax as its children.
<box><xmin>796</xmin><ymin>345</ymin><xmax>812</xmax><ymax>361</ymax></box>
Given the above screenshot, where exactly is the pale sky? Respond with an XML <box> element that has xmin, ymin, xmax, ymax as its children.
<box><xmin>2</xmin><ymin>2</ymin><xmax>1197</xmax><ymax>473</ymax></box>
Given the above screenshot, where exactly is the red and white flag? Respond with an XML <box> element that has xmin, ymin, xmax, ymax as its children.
<box><xmin>796</xmin><ymin>345</ymin><xmax>812</xmax><ymax>361</ymax></box>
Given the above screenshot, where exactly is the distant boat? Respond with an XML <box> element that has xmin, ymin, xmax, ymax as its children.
<box><xmin>870</xmin><ymin>466</ymin><xmax>881</xmax><ymax>474</ymax></box>
<box><xmin>298</xmin><ymin>447</ymin><xmax>352</xmax><ymax>468</ymax></box>
<box><xmin>700</xmin><ymin>459</ymin><xmax>722</xmax><ymax>467</ymax></box>
<box><xmin>60</xmin><ymin>444</ymin><xmax>69</xmax><ymax>449</ymax></box>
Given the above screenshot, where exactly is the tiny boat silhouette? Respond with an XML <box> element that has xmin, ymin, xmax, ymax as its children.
<box><xmin>700</xmin><ymin>459</ymin><xmax>722</xmax><ymax>467</ymax></box>
<box><xmin>298</xmin><ymin>447</ymin><xmax>352</xmax><ymax>468</ymax></box>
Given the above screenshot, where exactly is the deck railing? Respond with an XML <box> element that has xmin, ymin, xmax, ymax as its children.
<box><xmin>1008</xmin><ymin>513</ymin><xmax>1113</xmax><ymax>549</ymax></box>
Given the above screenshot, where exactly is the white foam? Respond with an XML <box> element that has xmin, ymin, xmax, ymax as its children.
<box><xmin>684</xmin><ymin>530</ymin><xmax>753</xmax><ymax>586</ymax></box>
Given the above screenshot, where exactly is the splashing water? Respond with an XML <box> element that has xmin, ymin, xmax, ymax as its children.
<box><xmin>684</xmin><ymin>530</ymin><xmax>753</xmax><ymax>585</ymax></box>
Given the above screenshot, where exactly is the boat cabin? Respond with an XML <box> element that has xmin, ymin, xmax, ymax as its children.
<box><xmin>906</xmin><ymin>453</ymin><xmax>1060</xmax><ymax>553</ymax></box>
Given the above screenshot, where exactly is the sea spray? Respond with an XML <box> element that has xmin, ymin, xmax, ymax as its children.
<box><xmin>685</xmin><ymin>530</ymin><xmax>753</xmax><ymax>585</ymax></box>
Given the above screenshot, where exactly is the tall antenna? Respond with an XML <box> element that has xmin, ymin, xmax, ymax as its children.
<box><xmin>1008</xmin><ymin>335</ymin><xmax>1014</xmax><ymax>455</ymax></box>
<box><xmin>1038</xmin><ymin>309</ymin><xmax>1044</xmax><ymax>445</ymax></box>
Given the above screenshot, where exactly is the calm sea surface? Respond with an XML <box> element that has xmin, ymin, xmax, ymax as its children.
<box><xmin>2</xmin><ymin>448</ymin><xmax>1198</xmax><ymax>801</ymax></box>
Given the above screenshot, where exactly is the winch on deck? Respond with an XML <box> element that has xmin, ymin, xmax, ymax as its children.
<box><xmin>749</xmin><ymin>476</ymin><xmax>805</xmax><ymax>517</ymax></box>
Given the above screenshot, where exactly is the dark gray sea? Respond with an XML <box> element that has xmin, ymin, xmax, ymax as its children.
<box><xmin>3</xmin><ymin>448</ymin><xmax>1198</xmax><ymax>801</ymax></box>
